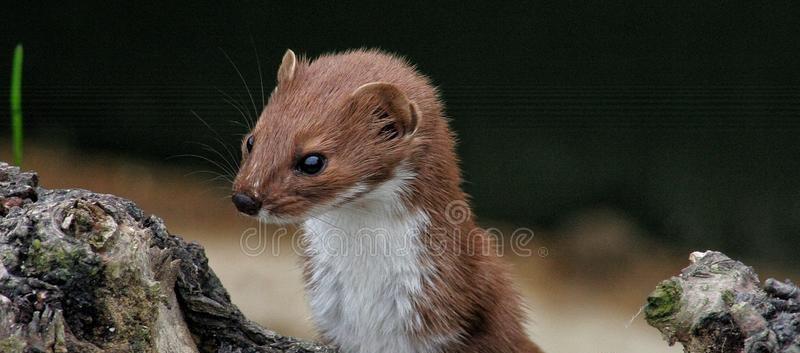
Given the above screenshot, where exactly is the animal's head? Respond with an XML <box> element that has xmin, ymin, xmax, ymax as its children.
<box><xmin>231</xmin><ymin>49</ymin><xmax>435</xmax><ymax>224</ymax></box>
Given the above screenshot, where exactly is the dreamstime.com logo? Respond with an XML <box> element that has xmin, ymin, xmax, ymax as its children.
<box><xmin>239</xmin><ymin>200</ymin><xmax>549</xmax><ymax>258</ymax></box>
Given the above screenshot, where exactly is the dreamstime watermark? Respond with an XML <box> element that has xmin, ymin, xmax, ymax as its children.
<box><xmin>239</xmin><ymin>200</ymin><xmax>548</xmax><ymax>258</ymax></box>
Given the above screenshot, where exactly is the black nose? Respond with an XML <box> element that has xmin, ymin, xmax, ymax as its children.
<box><xmin>232</xmin><ymin>193</ymin><xmax>262</xmax><ymax>215</ymax></box>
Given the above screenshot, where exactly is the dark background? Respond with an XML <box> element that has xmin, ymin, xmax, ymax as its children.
<box><xmin>1</xmin><ymin>2</ymin><xmax>799</xmax><ymax>264</ymax></box>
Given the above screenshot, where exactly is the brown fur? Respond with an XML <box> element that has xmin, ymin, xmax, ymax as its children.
<box><xmin>233</xmin><ymin>48</ymin><xmax>542</xmax><ymax>352</ymax></box>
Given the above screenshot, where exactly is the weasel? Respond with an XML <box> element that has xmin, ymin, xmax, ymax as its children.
<box><xmin>232</xmin><ymin>48</ymin><xmax>543</xmax><ymax>353</ymax></box>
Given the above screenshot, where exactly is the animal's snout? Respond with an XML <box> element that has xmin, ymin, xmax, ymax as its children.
<box><xmin>232</xmin><ymin>193</ymin><xmax>262</xmax><ymax>215</ymax></box>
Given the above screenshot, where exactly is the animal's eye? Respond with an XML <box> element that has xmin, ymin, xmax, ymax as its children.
<box><xmin>246</xmin><ymin>135</ymin><xmax>255</xmax><ymax>153</ymax></box>
<box><xmin>296</xmin><ymin>153</ymin><xmax>326</xmax><ymax>175</ymax></box>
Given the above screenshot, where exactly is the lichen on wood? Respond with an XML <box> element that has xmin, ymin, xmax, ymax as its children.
<box><xmin>645</xmin><ymin>250</ymin><xmax>800</xmax><ymax>353</ymax></box>
<box><xmin>0</xmin><ymin>162</ymin><xmax>335</xmax><ymax>353</ymax></box>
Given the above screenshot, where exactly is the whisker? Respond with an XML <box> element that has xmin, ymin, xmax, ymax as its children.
<box><xmin>173</xmin><ymin>169</ymin><xmax>233</xmax><ymax>199</ymax></box>
<box><xmin>184</xmin><ymin>170</ymin><xmax>233</xmax><ymax>184</ymax></box>
<box><xmin>216</xmin><ymin>87</ymin><xmax>255</xmax><ymax>129</ymax></box>
<box><xmin>204</xmin><ymin>175</ymin><xmax>235</xmax><ymax>185</ymax></box>
<box><xmin>229</xmin><ymin>119</ymin><xmax>251</xmax><ymax>130</ymax></box>
<box><xmin>219</xmin><ymin>47</ymin><xmax>259</xmax><ymax>118</ymax></box>
<box><xmin>195</xmin><ymin>185</ymin><xmax>234</xmax><ymax>200</ymax></box>
<box><xmin>190</xmin><ymin>110</ymin><xmax>241</xmax><ymax>170</ymax></box>
<box><xmin>184</xmin><ymin>169</ymin><xmax>234</xmax><ymax>183</ymax></box>
<box><xmin>250</xmin><ymin>35</ymin><xmax>266</xmax><ymax>108</ymax></box>
<box><xmin>169</xmin><ymin>153</ymin><xmax>236</xmax><ymax>178</ymax></box>
<box><xmin>215</xmin><ymin>87</ymin><xmax>249</xmax><ymax>112</ymax></box>
<box><xmin>186</xmin><ymin>141</ymin><xmax>238</xmax><ymax>178</ymax></box>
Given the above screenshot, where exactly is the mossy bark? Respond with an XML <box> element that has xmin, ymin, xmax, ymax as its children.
<box><xmin>0</xmin><ymin>162</ymin><xmax>335</xmax><ymax>353</ymax></box>
<box><xmin>645</xmin><ymin>251</ymin><xmax>800</xmax><ymax>353</ymax></box>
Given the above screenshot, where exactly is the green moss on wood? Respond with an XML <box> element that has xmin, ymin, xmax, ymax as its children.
<box><xmin>24</xmin><ymin>239</ymin><xmax>89</xmax><ymax>280</ymax></box>
<box><xmin>646</xmin><ymin>279</ymin><xmax>683</xmax><ymax>323</ymax></box>
<box><xmin>0</xmin><ymin>336</ymin><xmax>26</xmax><ymax>353</ymax></box>
<box><xmin>100</xmin><ymin>261</ymin><xmax>159</xmax><ymax>353</ymax></box>
<box><xmin>721</xmin><ymin>290</ymin><xmax>736</xmax><ymax>306</ymax></box>
<box><xmin>0</xmin><ymin>249</ymin><xmax>18</xmax><ymax>266</ymax></box>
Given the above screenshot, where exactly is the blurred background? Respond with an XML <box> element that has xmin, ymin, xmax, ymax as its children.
<box><xmin>1</xmin><ymin>2</ymin><xmax>799</xmax><ymax>352</ymax></box>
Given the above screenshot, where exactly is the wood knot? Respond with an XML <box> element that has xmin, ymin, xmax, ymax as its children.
<box><xmin>60</xmin><ymin>198</ymin><xmax>118</xmax><ymax>250</ymax></box>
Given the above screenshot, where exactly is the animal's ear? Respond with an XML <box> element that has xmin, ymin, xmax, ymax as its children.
<box><xmin>350</xmin><ymin>82</ymin><xmax>420</xmax><ymax>139</ymax></box>
<box><xmin>277</xmin><ymin>49</ymin><xmax>297</xmax><ymax>84</ymax></box>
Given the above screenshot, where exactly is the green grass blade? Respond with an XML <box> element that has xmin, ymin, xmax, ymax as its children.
<box><xmin>10</xmin><ymin>44</ymin><xmax>23</xmax><ymax>166</ymax></box>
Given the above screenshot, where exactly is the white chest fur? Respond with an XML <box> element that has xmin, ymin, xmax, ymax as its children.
<box><xmin>301</xmin><ymin>175</ymin><xmax>439</xmax><ymax>353</ymax></box>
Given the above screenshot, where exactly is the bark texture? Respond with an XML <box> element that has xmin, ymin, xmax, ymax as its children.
<box><xmin>646</xmin><ymin>251</ymin><xmax>800</xmax><ymax>353</ymax></box>
<box><xmin>0</xmin><ymin>162</ymin><xmax>335</xmax><ymax>353</ymax></box>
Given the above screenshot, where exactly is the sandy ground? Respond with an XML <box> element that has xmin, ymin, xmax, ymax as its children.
<box><xmin>1</xmin><ymin>144</ymin><xmax>720</xmax><ymax>352</ymax></box>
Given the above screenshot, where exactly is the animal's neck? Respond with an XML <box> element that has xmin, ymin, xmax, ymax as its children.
<box><xmin>301</xmin><ymin>179</ymin><xmax>440</xmax><ymax>352</ymax></box>
<box><xmin>300</xmin><ymin>163</ymin><xmax>469</xmax><ymax>280</ymax></box>
<box><xmin>302</xmin><ymin>204</ymin><xmax>429</xmax><ymax>261</ymax></box>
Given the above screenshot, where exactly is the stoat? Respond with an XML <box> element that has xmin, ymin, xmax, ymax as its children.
<box><xmin>232</xmin><ymin>48</ymin><xmax>542</xmax><ymax>353</ymax></box>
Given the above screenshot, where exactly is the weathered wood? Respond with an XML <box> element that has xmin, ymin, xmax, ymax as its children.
<box><xmin>4</xmin><ymin>160</ymin><xmax>798</xmax><ymax>353</ymax></box>
<box><xmin>646</xmin><ymin>251</ymin><xmax>800</xmax><ymax>353</ymax></box>
<box><xmin>0</xmin><ymin>162</ymin><xmax>335</xmax><ymax>353</ymax></box>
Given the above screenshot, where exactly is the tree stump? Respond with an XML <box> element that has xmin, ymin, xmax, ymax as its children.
<box><xmin>0</xmin><ymin>162</ymin><xmax>334</xmax><ymax>353</ymax></box>
<box><xmin>645</xmin><ymin>251</ymin><xmax>800</xmax><ymax>353</ymax></box>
